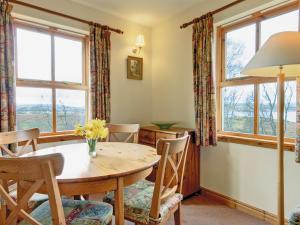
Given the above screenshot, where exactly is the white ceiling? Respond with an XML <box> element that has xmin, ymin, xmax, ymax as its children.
<box><xmin>69</xmin><ymin>0</ymin><xmax>207</xmax><ymax>27</ymax></box>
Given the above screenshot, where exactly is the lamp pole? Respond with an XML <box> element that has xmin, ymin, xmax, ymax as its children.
<box><xmin>277</xmin><ymin>69</ymin><xmax>285</xmax><ymax>225</ymax></box>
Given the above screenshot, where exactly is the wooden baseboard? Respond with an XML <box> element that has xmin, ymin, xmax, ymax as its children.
<box><xmin>201</xmin><ymin>187</ymin><xmax>289</xmax><ymax>225</ymax></box>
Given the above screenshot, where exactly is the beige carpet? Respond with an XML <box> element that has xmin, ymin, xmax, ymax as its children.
<box><xmin>109</xmin><ymin>195</ymin><xmax>271</xmax><ymax>225</ymax></box>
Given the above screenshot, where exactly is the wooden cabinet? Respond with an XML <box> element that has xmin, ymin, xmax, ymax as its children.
<box><xmin>139</xmin><ymin>126</ymin><xmax>200</xmax><ymax>198</ymax></box>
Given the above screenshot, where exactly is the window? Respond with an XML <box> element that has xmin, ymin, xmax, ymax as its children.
<box><xmin>16</xmin><ymin>87</ymin><xmax>53</xmax><ymax>133</ymax></box>
<box><xmin>218</xmin><ymin>3</ymin><xmax>299</xmax><ymax>141</ymax></box>
<box><xmin>56</xmin><ymin>89</ymin><xmax>86</xmax><ymax>131</ymax></box>
<box><xmin>222</xmin><ymin>85</ymin><xmax>254</xmax><ymax>134</ymax></box>
<box><xmin>17</xmin><ymin>28</ymin><xmax>52</xmax><ymax>81</ymax></box>
<box><xmin>225</xmin><ymin>24</ymin><xmax>256</xmax><ymax>79</ymax></box>
<box><xmin>15</xmin><ymin>22</ymin><xmax>88</xmax><ymax>135</ymax></box>
<box><xmin>258</xmin><ymin>81</ymin><xmax>296</xmax><ymax>138</ymax></box>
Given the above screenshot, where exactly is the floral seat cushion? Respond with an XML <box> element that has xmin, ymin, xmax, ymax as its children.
<box><xmin>20</xmin><ymin>199</ymin><xmax>113</xmax><ymax>225</ymax></box>
<box><xmin>289</xmin><ymin>205</ymin><xmax>300</xmax><ymax>225</ymax></box>
<box><xmin>103</xmin><ymin>179</ymin><xmax>183</xmax><ymax>224</ymax></box>
<box><xmin>10</xmin><ymin>189</ymin><xmax>48</xmax><ymax>210</ymax></box>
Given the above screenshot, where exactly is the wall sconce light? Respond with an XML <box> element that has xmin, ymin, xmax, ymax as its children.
<box><xmin>132</xmin><ymin>34</ymin><xmax>145</xmax><ymax>54</ymax></box>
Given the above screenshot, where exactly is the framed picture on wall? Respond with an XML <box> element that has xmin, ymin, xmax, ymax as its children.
<box><xmin>127</xmin><ymin>56</ymin><xmax>143</xmax><ymax>80</ymax></box>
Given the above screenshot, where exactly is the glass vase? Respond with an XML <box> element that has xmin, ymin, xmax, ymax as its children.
<box><xmin>87</xmin><ymin>139</ymin><xmax>97</xmax><ymax>158</ymax></box>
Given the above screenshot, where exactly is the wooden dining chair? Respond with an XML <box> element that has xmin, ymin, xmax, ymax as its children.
<box><xmin>106</xmin><ymin>124</ymin><xmax>140</xmax><ymax>143</ymax></box>
<box><xmin>0</xmin><ymin>128</ymin><xmax>48</xmax><ymax>212</ymax></box>
<box><xmin>104</xmin><ymin>132</ymin><xmax>190</xmax><ymax>225</ymax></box>
<box><xmin>0</xmin><ymin>128</ymin><xmax>40</xmax><ymax>157</ymax></box>
<box><xmin>0</xmin><ymin>153</ymin><xmax>113</xmax><ymax>225</ymax></box>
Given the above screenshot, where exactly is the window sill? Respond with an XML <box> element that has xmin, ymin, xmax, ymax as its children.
<box><xmin>34</xmin><ymin>133</ymin><xmax>296</xmax><ymax>152</ymax></box>
<box><xmin>217</xmin><ymin>134</ymin><xmax>295</xmax><ymax>152</ymax></box>
<box><xmin>37</xmin><ymin>133</ymin><xmax>84</xmax><ymax>144</ymax></box>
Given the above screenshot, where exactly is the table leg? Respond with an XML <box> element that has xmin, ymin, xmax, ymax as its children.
<box><xmin>17</xmin><ymin>182</ymin><xmax>28</xmax><ymax>212</ymax></box>
<box><xmin>0</xmin><ymin>180</ymin><xmax>8</xmax><ymax>223</ymax></box>
<box><xmin>16</xmin><ymin>181</ymin><xmax>28</xmax><ymax>223</ymax></box>
<box><xmin>114</xmin><ymin>177</ymin><xmax>124</xmax><ymax>225</ymax></box>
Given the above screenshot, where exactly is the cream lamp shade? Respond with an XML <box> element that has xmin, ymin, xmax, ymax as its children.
<box><xmin>136</xmin><ymin>34</ymin><xmax>145</xmax><ymax>48</ymax></box>
<box><xmin>241</xmin><ymin>31</ymin><xmax>300</xmax><ymax>77</ymax></box>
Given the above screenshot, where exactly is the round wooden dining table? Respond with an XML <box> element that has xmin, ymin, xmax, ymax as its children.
<box><xmin>21</xmin><ymin>142</ymin><xmax>160</xmax><ymax>225</ymax></box>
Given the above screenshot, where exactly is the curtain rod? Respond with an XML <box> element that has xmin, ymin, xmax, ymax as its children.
<box><xmin>180</xmin><ymin>0</ymin><xmax>246</xmax><ymax>29</ymax></box>
<box><xmin>9</xmin><ymin>0</ymin><xmax>124</xmax><ymax>34</ymax></box>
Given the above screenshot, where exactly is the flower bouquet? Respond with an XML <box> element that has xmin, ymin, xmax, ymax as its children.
<box><xmin>75</xmin><ymin>119</ymin><xmax>109</xmax><ymax>157</ymax></box>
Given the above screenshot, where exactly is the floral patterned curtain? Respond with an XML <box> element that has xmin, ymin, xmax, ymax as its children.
<box><xmin>296</xmin><ymin>78</ymin><xmax>300</xmax><ymax>162</ymax></box>
<box><xmin>192</xmin><ymin>13</ymin><xmax>217</xmax><ymax>147</ymax></box>
<box><xmin>0</xmin><ymin>1</ymin><xmax>15</xmax><ymax>134</ymax></box>
<box><xmin>90</xmin><ymin>24</ymin><xmax>111</xmax><ymax>122</ymax></box>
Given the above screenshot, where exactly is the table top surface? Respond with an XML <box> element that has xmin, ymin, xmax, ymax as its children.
<box><xmin>22</xmin><ymin>142</ymin><xmax>160</xmax><ymax>183</ymax></box>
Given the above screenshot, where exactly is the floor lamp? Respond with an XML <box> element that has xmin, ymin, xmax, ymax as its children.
<box><xmin>241</xmin><ymin>31</ymin><xmax>300</xmax><ymax>225</ymax></box>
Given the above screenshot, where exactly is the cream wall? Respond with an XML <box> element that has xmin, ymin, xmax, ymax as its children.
<box><xmin>13</xmin><ymin>0</ymin><xmax>153</xmax><ymax>125</ymax></box>
<box><xmin>201</xmin><ymin>142</ymin><xmax>300</xmax><ymax>216</ymax></box>
<box><xmin>152</xmin><ymin>0</ymin><xmax>300</xmax><ymax>217</ymax></box>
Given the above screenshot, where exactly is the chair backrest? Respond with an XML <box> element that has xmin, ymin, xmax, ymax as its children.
<box><xmin>0</xmin><ymin>129</ymin><xmax>40</xmax><ymax>157</ymax></box>
<box><xmin>106</xmin><ymin>124</ymin><xmax>139</xmax><ymax>143</ymax></box>
<box><xmin>0</xmin><ymin>153</ymin><xmax>65</xmax><ymax>225</ymax></box>
<box><xmin>149</xmin><ymin>132</ymin><xmax>190</xmax><ymax>220</ymax></box>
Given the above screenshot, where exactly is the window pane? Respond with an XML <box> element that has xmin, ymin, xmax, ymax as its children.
<box><xmin>260</xmin><ymin>10</ymin><xmax>299</xmax><ymax>46</ymax></box>
<box><xmin>222</xmin><ymin>85</ymin><xmax>254</xmax><ymax>133</ymax></box>
<box><xmin>56</xmin><ymin>89</ymin><xmax>86</xmax><ymax>131</ymax></box>
<box><xmin>16</xmin><ymin>87</ymin><xmax>52</xmax><ymax>132</ymax></box>
<box><xmin>55</xmin><ymin>36</ymin><xmax>83</xmax><ymax>83</ymax></box>
<box><xmin>259</xmin><ymin>81</ymin><xmax>296</xmax><ymax>138</ymax></box>
<box><xmin>225</xmin><ymin>24</ymin><xmax>256</xmax><ymax>79</ymax></box>
<box><xmin>17</xmin><ymin>28</ymin><xmax>51</xmax><ymax>80</ymax></box>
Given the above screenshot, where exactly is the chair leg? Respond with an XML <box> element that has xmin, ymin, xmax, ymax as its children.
<box><xmin>174</xmin><ymin>204</ymin><xmax>181</xmax><ymax>225</ymax></box>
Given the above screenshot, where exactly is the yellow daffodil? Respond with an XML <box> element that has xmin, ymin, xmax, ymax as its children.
<box><xmin>74</xmin><ymin>124</ymin><xmax>84</xmax><ymax>136</ymax></box>
<box><xmin>74</xmin><ymin>119</ymin><xmax>108</xmax><ymax>140</ymax></box>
